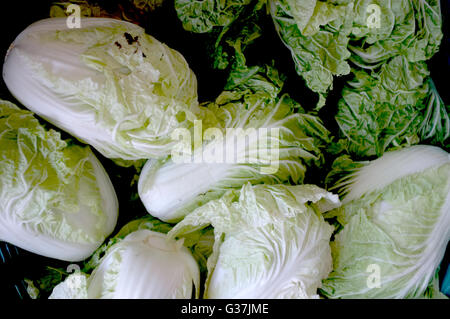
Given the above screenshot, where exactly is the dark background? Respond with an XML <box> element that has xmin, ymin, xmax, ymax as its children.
<box><xmin>0</xmin><ymin>0</ymin><xmax>448</xmax><ymax>299</ymax></box>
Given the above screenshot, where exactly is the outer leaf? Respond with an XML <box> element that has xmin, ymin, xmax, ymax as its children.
<box><xmin>3</xmin><ymin>17</ymin><xmax>200</xmax><ymax>164</ymax></box>
<box><xmin>175</xmin><ymin>0</ymin><xmax>253</xmax><ymax>33</ymax></box>
<box><xmin>138</xmin><ymin>65</ymin><xmax>331</xmax><ymax>222</ymax></box>
<box><xmin>169</xmin><ymin>183</ymin><xmax>340</xmax><ymax>298</ymax></box>
<box><xmin>322</xmin><ymin>145</ymin><xmax>450</xmax><ymax>298</ymax></box>
<box><xmin>269</xmin><ymin>0</ymin><xmax>354</xmax><ymax>108</ymax></box>
<box><xmin>349</xmin><ymin>0</ymin><xmax>443</xmax><ymax>68</ymax></box>
<box><xmin>336</xmin><ymin>55</ymin><xmax>449</xmax><ymax>158</ymax></box>
<box><xmin>50</xmin><ymin>229</ymin><xmax>200</xmax><ymax>299</ymax></box>
<box><xmin>0</xmin><ymin>100</ymin><xmax>118</xmax><ymax>261</ymax></box>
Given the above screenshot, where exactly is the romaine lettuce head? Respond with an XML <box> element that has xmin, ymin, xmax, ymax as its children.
<box><xmin>3</xmin><ymin>17</ymin><xmax>200</xmax><ymax>165</ymax></box>
<box><xmin>0</xmin><ymin>100</ymin><xmax>118</xmax><ymax>262</ymax></box>
<box><xmin>169</xmin><ymin>183</ymin><xmax>340</xmax><ymax>298</ymax></box>
<box><xmin>49</xmin><ymin>229</ymin><xmax>200</xmax><ymax>299</ymax></box>
<box><xmin>138</xmin><ymin>65</ymin><xmax>331</xmax><ymax>222</ymax></box>
<box><xmin>321</xmin><ymin>145</ymin><xmax>450</xmax><ymax>298</ymax></box>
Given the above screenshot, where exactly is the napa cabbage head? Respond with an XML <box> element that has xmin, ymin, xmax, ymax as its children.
<box><xmin>3</xmin><ymin>17</ymin><xmax>200</xmax><ymax>165</ymax></box>
<box><xmin>169</xmin><ymin>183</ymin><xmax>340</xmax><ymax>298</ymax></box>
<box><xmin>269</xmin><ymin>0</ymin><xmax>354</xmax><ymax>108</ymax></box>
<box><xmin>175</xmin><ymin>0</ymin><xmax>265</xmax><ymax>70</ymax></box>
<box><xmin>321</xmin><ymin>145</ymin><xmax>450</xmax><ymax>299</ymax></box>
<box><xmin>0</xmin><ymin>100</ymin><xmax>118</xmax><ymax>262</ymax></box>
<box><xmin>49</xmin><ymin>228</ymin><xmax>200</xmax><ymax>299</ymax></box>
<box><xmin>83</xmin><ymin>214</ymin><xmax>214</xmax><ymax>275</ymax></box>
<box><xmin>175</xmin><ymin>0</ymin><xmax>253</xmax><ymax>33</ymax></box>
<box><xmin>335</xmin><ymin>55</ymin><xmax>449</xmax><ymax>157</ymax></box>
<box><xmin>138</xmin><ymin>63</ymin><xmax>331</xmax><ymax>222</ymax></box>
<box><xmin>348</xmin><ymin>0</ymin><xmax>443</xmax><ymax>68</ymax></box>
<box><xmin>268</xmin><ymin>0</ymin><xmax>443</xmax><ymax>108</ymax></box>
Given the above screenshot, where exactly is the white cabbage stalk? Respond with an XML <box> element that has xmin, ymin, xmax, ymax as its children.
<box><xmin>337</xmin><ymin>145</ymin><xmax>450</xmax><ymax>204</ymax></box>
<box><xmin>49</xmin><ymin>229</ymin><xmax>200</xmax><ymax>299</ymax></box>
<box><xmin>138</xmin><ymin>92</ymin><xmax>330</xmax><ymax>222</ymax></box>
<box><xmin>322</xmin><ymin>145</ymin><xmax>450</xmax><ymax>298</ymax></box>
<box><xmin>0</xmin><ymin>100</ymin><xmax>118</xmax><ymax>262</ymax></box>
<box><xmin>169</xmin><ymin>183</ymin><xmax>340</xmax><ymax>298</ymax></box>
<box><xmin>3</xmin><ymin>17</ymin><xmax>200</xmax><ymax>164</ymax></box>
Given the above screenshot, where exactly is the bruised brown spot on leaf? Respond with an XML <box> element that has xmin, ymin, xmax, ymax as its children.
<box><xmin>124</xmin><ymin>32</ymin><xmax>134</xmax><ymax>44</ymax></box>
<box><xmin>124</xmin><ymin>32</ymin><xmax>140</xmax><ymax>45</ymax></box>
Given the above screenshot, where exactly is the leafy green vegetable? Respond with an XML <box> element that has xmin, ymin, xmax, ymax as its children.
<box><xmin>1</xmin><ymin>0</ymin><xmax>448</xmax><ymax>300</ymax></box>
<box><xmin>348</xmin><ymin>0</ymin><xmax>443</xmax><ymax>68</ymax></box>
<box><xmin>25</xmin><ymin>266</ymin><xmax>69</xmax><ymax>299</ymax></box>
<box><xmin>0</xmin><ymin>99</ymin><xmax>118</xmax><ymax>261</ymax></box>
<box><xmin>84</xmin><ymin>214</ymin><xmax>214</xmax><ymax>274</ymax></box>
<box><xmin>176</xmin><ymin>0</ymin><xmax>266</xmax><ymax>70</ymax></box>
<box><xmin>49</xmin><ymin>229</ymin><xmax>200</xmax><ymax>299</ymax></box>
<box><xmin>175</xmin><ymin>0</ymin><xmax>253</xmax><ymax>33</ymax></box>
<box><xmin>138</xmin><ymin>62</ymin><xmax>331</xmax><ymax>222</ymax></box>
<box><xmin>3</xmin><ymin>17</ymin><xmax>200</xmax><ymax>165</ymax></box>
<box><xmin>269</xmin><ymin>0</ymin><xmax>443</xmax><ymax>107</ymax></box>
<box><xmin>26</xmin><ymin>213</ymin><xmax>213</xmax><ymax>299</ymax></box>
<box><xmin>168</xmin><ymin>182</ymin><xmax>340</xmax><ymax>298</ymax></box>
<box><xmin>321</xmin><ymin>145</ymin><xmax>450</xmax><ymax>298</ymax></box>
<box><xmin>269</xmin><ymin>0</ymin><xmax>354</xmax><ymax>108</ymax></box>
<box><xmin>174</xmin><ymin>0</ymin><xmax>443</xmax><ymax>110</ymax></box>
<box><xmin>335</xmin><ymin>55</ymin><xmax>449</xmax><ymax>157</ymax></box>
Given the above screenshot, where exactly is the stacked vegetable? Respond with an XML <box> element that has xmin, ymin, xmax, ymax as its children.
<box><xmin>0</xmin><ymin>0</ymin><xmax>448</xmax><ymax>299</ymax></box>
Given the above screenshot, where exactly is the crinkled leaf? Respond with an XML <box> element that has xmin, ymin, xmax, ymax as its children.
<box><xmin>3</xmin><ymin>18</ymin><xmax>200</xmax><ymax>164</ymax></box>
<box><xmin>175</xmin><ymin>0</ymin><xmax>253</xmax><ymax>33</ymax></box>
<box><xmin>269</xmin><ymin>0</ymin><xmax>353</xmax><ymax>108</ymax></box>
<box><xmin>322</xmin><ymin>146</ymin><xmax>450</xmax><ymax>298</ymax></box>
<box><xmin>349</xmin><ymin>0</ymin><xmax>443</xmax><ymax>68</ymax></box>
<box><xmin>138</xmin><ymin>63</ymin><xmax>332</xmax><ymax>222</ymax></box>
<box><xmin>169</xmin><ymin>183</ymin><xmax>340</xmax><ymax>298</ymax></box>
<box><xmin>0</xmin><ymin>100</ymin><xmax>118</xmax><ymax>261</ymax></box>
<box><xmin>336</xmin><ymin>55</ymin><xmax>448</xmax><ymax>158</ymax></box>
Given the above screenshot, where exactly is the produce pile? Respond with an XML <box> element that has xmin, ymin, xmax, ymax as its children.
<box><xmin>0</xmin><ymin>0</ymin><xmax>448</xmax><ymax>299</ymax></box>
